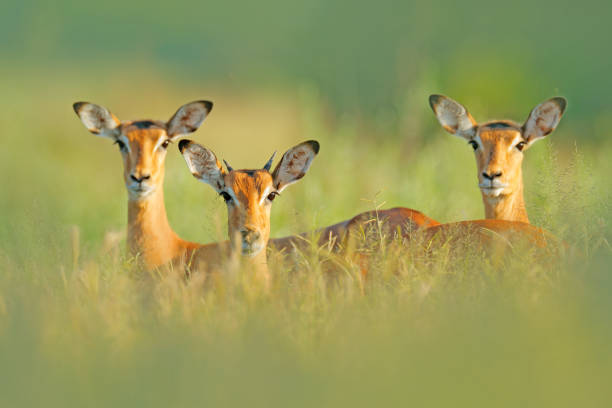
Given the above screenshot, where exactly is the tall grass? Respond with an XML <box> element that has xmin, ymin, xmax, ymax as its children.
<box><xmin>0</xmin><ymin>72</ymin><xmax>610</xmax><ymax>407</ymax></box>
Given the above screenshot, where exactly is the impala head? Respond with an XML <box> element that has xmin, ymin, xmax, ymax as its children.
<box><xmin>179</xmin><ymin>140</ymin><xmax>319</xmax><ymax>257</ymax></box>
<box><xmin>429</xmin><ymin>95</ymin><xmax>566</xmax><ymax>198</ymax></box>
<box><xmin>73</xmin><ymin>101</ymin><xmax>213</xmax><ymax>200</ymax></box>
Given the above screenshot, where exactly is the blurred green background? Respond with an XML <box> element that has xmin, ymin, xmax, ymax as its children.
<box><xmin>3</xmin><ymin>0</ymin><xmax>612</xmax><ymax>121</ymax></box>
<box><xmin>1</xmin><ymin>0</ymin><xmax>611</xmax><ymax>407</ymax></box>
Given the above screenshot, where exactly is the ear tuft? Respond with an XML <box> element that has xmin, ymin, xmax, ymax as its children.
<box><xmin>167</xmin><ymin>100</ymin><xmax>213</xmax><ymax>138</ymax></box>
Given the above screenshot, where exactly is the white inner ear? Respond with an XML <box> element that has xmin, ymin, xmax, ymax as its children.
<box><xmin>168</xmin><ymin>102</ymin><xmax>209</xmax><ymax>138</ymax></box>
<box><xmin>274</xmin><ymin>145</ymin><xmax>316</xmax><ymax>192</ymax></box>
<box><xmin>436</xmin><ymin>99</ymin><xmax>475</xmax><ymax>138</ymax></box>
<box><xmin>182</xmin><ymin>146</ymin><xmax>224</xmax><ymax>191</ymax></box>
<box><xmin>438</xmin><ymin>99</ymin><xmax>464</xmax><ymax>125</ymax></box>
<box><xmin>524</xmin><ymin>101</ymin><xmax>563</xmax><ymax>142</ymax></box>
<box><xmin>78</xmin><ymin>104</ymin><xmax>120</xmax><ymax>137</ymax></box>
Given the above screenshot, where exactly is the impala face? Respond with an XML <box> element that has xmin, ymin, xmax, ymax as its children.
<box><xmin>111</xmin><ymin>121</ymin><xmax>170</xmax><ymax>199</ymax></box>
<box><xmin>219</xmin><ymin>170</ymin><xmax>275</xmax><ymax>256</ymax></box>
<box><xmin>180</xmin><ymin>140</ymin><xmax>319</xmax><ymax>257</ymax></box>
<box><xmin>73</xmin><ymin>101</ymin><xmax>213</xmax><ymax>200</ymax></box>
<box><xmin>429</xmin><ymin>95</ymin><xmax>566</xmax><ymax>199</ymax></box>
<box><xmin>472</xmin><ymin>122</ymin><xmax>524</xmax><ymax>198</ymax></box>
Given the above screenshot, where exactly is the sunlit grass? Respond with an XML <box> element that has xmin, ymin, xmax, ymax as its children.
<box><xmin>0</xmin><ymin>74</ymin><xmax>610</xmax><ymax>407</ymax></box>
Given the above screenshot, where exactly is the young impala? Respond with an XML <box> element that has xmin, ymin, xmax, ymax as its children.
<box><xmin>179</xmin><ymin>139</ymin><xmax>319</xmax><ymax>276</ymax></box>
<box><xmin>73</xmin><ymin>101</ymin><xmax>212</xmax><ymax>269</ymax></box>
<box><xmin>424</xmin><ymin>95</ymin><xmax>567</xmax><ymax>247</ymax></box>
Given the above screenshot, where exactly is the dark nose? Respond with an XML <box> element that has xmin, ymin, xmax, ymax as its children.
<box><xmin>130</xmin><ymin>174</ymin><xmax>151</xmax><ymax>183</ymax></box>
<box><xmin>482</xmin><ymin>171</ymin><xmax>502</xmax><ymax>180</ymax></box>
<box><xmin>241</xmin><ymin>229</ymin><xmax>261</xmax><ymax>243</ymax></box>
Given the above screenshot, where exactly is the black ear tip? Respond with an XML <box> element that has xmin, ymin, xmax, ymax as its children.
<box><xmin>429</xmin><ymin>95</ymin><xmax>442</xmax><ymax>110</ymax></box>
<box><xmin>552</xmin><ymin>97</ymin><xmax>567</xmax><ymax>112</ymax></box>
<box><xmin>178</xmin><ymin>139</ymin><xmax>192</xmax><ymax>153</ymax></box>
<box><xmin>307</xmin><ymin>140</ymin><xmax>320</xmax><ymax>154</ymax></box>
<box><xmin>198</xmin><ymin>100</ymin><xmax>213</xmax><ymax>113</ymax></box>
<box><xmin>73</xmin><ymin>102</ymin><xmax>86</xmax><ymax>114</ymax></box>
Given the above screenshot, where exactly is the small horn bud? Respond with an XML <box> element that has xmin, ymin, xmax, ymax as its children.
<box><xmin>223</xmin><ymin>159</ymin><xmax>234</xmax><ymax>172</ymax></box>
<box><xmin>263</xmin><ymin>151</ymin><xmax>277</xmax><ymax>171</ymax></box>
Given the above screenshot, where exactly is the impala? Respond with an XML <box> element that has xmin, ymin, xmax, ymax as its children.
<box><xmin>429</xmin><ymin>94</ymin><xmax>566</xmax><ymax>223</ymax></box>
<box><xmin>73</xmin><ymin>101</ymin><xmax>434</xmax><ymax>273</ymax></box>
<box><xmin>73</xmin><ymin>100</ymin><xmax>212</xmax><ymax>269</ymax></box>
<box><xmin>424</xmin><ymin>95</ymin><xmax>567</xmax><ymax>248</ymax></box>
<box><xmin>179</xmin><ymin>139</ymin><xmax>319</xmax><ymax>276</ymax></box>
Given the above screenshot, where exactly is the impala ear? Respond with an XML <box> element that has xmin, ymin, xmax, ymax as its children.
<box><xmin>271</xmin><ymin>140</ymin><xmax>319</xmax><ymax>193</ymax></box>
<box><xmin>429</xmin><ymin>94</ymin><xmax>477</xmax><ymax>140</ymax></box>
<box><xmin>167</xmin><ymin>100</ymin><xmax>213</xmax><ymax>139</ymax></box>
<box><xmin>73</xmin><ymin>102</ymin><xmax>121</xmax><ymax>139</ymax></box>
<box><xmin>179</xmin><ymin>140</ymin><xmax>225</xmax><ymax>192</ymax></box>
<box><xmin>522</xmin><ymin>97</ymin><xmax>567</xmax><ymax>145</ymax></box>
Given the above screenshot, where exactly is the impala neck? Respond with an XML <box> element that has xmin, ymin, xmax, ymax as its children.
<box><xmin>482</xmin><ymin>174</ymin><xmax>529</xmax><ymax>223</ymax></box>
<box><xmin>127</xmin><ymin>188</ymin><xmax>187</xmax><ymax>268</ymax></box>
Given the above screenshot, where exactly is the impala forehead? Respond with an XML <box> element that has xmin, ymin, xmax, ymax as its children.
<box><xmin>225</xmin><ymin>170</ymin><xmax>274</xmax><ymax>199</ymax></box>
<box><xmin>122</xmin><ymin>119</ymin><xmax>167</xmax><ymax>132</ymax></box>
<box><xmin>121</xmin><ymin>126</ymin><xmax>168</xmax><ymax>148</ymax></box>
<box><xmin>476</xmin><ymin>127</ymin><xmax>523</xmax><ymax>149</ymax></box>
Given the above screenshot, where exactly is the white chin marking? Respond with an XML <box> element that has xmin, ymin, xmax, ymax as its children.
<box><xmin>127</xmin><ymin>186</ymin><xmax>156</xmax><ymax>200</ymax></box>
<box><xmin>242</xmin><ymin>244</ymin><xmax>263</xmax><ymax>257</ymax></box>
<box><xmin>481</xmin><ymin>188</ymin><xmax>504</xmax><ymax>198</ymax></box>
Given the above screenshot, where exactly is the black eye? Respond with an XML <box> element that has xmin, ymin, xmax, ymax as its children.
<box><xmin>267</xmin><ymin>191</ymin><xmax>279</xmax><ymax>202</ymax></box>
<box><xmin>219</xmin><ymin>191</ymin><xmax>232</xmax><ymax>203</ymax></box>
<box><xmin>468</xmin><ymin>140</ymin><xmax>479</xmax><ymax>151</ymax></box>
<box><xmin>114</xmin><ymin>140</ymin><xmax>126</xmax><ymax>152</ymax></box>
<box><xmin>161</xmin><ymin>139</ymin><xmax>171</xmax><ymax>150</ymax></box>
<box><xmin>515</xmin><ymin>141</ymin><xmax>527</xmax><ymax>152</ymax></box>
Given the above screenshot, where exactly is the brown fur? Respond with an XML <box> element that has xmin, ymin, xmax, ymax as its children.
<box><xmin>73</xmin><ymin>101</ymin><xmax>214</xmax><ymax>271</ymax></box>
<box><xmin>421</xmin><ymin>219</ymin><xmax>559</xmax><ymax>249</ymax></box>
<box><xmin>127</xmin><ymin>191</ymin><xmax>200</xmax><ymax>268</ymax></box>
<box><xmin>474</xmin><ymin>125</ymin><xmax>529</xmax><ymax>222</ymax></box>
<box><xmin>425</xmin><ymin>95</ymin><xmax>568</xmax><ymax>251</ymax></box>
<box><xmin>429</xmin><ymin>95</ymin><xmax>567</xmax><ymax>224</ymax></box>
<box><xmin>225</xmin><ymin>170</ymin><xmax>274</xmax><ymax>256</ymax></box>
<box><xmin>111</xmin><ymin>124</ymin><xmax>202</xmax><ymax>269</ymax></box>
<box><xmin>270</xmin><ymin>207</ymin><xmax>440</xmax><ymax>253</ymax></box>
<box><xmin>124</xmin><ymin>138</ymin><xmax>272</xmax><ymax>276</ymax></box>
<box><xmin>180</xmin><ymin>140</ymin><xmax>321</xmax><ymax>284</ymax></box>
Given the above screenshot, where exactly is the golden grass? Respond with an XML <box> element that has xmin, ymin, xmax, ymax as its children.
<box><xmin>0</xmin><ymin>71</ymin><xmax>610</xmax><ymax>407</ymax></box>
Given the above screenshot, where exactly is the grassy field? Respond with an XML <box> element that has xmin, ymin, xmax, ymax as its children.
<box><xmin>0</xmin><ymin>66</ymin><xmax>610</xmax><ymax>407</ymax></box>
